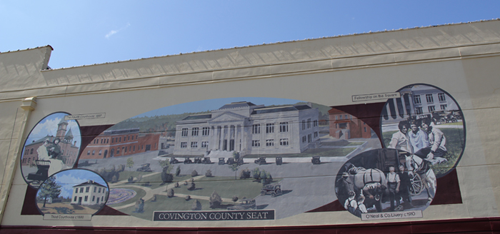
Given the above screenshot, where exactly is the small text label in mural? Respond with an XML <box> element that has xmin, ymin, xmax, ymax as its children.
<box><xmin>352</xmin><ymin>92</ymin><xmax>401</xmax><ymax>102</ymax></box>
<box><xmin>43</xmin><ymin>214</ymin><xmax>92</xmax><ymax>221</ymax></box>
<box><xmin>65</xmin><ymin>112</ymin><xmax>106</xmax><ymax>120</ymax></box>
<box><xmin>361</xmin><ymin>210</ymin><xmax>423</xmax><ymax>221</ymax></box>
<box><xmin>153</xmin><ymin>210</ymin><xmax>275</xmax><ymax>221</ymax></box>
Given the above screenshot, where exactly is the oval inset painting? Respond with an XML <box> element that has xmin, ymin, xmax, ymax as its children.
<box><xmin>35</xmin><ymin>169</ymin><xmax>109</xmax><ymax>216</ymax></box>
<box><xmin>380</xmin><ymin>84</ymin><xmax>465</xmax><ymax>178</ymax></box>
<box><xmin>21</xmin><ymin>112</ymin><xmax>81</xmax><ymax>188</ymax></box>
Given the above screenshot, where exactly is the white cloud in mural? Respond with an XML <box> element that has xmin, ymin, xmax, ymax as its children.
<box><xmin>29</xmin><ymin>117</ymin><xmax>61</xmax><ymax>142</ymax></box>
<box><xmin>56</xmin><ymin>173</ymin><xmax>88</xmax><ymax>198</ymax></box>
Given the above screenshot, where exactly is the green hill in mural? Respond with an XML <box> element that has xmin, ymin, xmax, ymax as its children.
<box><xmin>107</xmin><ymin>102</ymin><xmax>331</xmax><ymax>135</ymax></box>
<box><xmin>108</xmin><ymin>112</ymin><xmax>210</xmax><ymax>136</ymax></box>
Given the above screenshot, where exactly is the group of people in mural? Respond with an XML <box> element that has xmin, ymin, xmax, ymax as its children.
<box><xmin>36</xmin><ymin>138</ymin><xmax>65</xmax><ymax>176</ymax></box>
<box><xmin>389</xmin><ymin>118</ymin><xmax>448</xmax><ymax>165</ymax></box>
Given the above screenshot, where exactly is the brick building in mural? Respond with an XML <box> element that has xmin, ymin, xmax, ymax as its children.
<box><xmin>21</xmin><ymin>119</ymin><xmax>80</xmax><ymax>167</ymax></box>
<box><xmin>80</xmin><ymin>128</ymin><xmax>160</xmax><ymax>160</ymax></box>
<box><xmin>328</xmin><ymin>108</ymin><xmax>372</xmax><ymax>139</ymax></box>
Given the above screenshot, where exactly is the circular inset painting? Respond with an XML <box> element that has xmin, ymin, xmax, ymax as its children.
<box><xmin>380</xmin><ymin>84</ymin><xmax>465</xmax><ymax>178</ymax></box>
<box><xmin>21</xmin><ymin>112</ymin><xmax>81</xmax><ymax>187</ymax></box>
<box><xmin>35</xmin><ymin>169</ymin><xmax>109</xmax><ymax>215</ymax></box>
<box><xmin>335</xmin><ymin>148</ymin><xmax>436</xmax><ymax>218</ymax></box>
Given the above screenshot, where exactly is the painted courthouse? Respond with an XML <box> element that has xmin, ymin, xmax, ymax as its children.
<box><xmin>71</xmin><ymin>180</ymin><xmax>107</xmax><ymax>206</ymax></box>
<box><xmin>1</xmin><ymin>20</ymin><xmax>500</xmax><ymax>233</ymax></box>
<box><xmin>173</xmin><ymin>101</ymin><xmax>320</xmax><ymax>156</ymax></box>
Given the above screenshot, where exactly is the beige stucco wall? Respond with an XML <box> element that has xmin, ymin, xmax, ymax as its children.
<box><xmin>1</xmin><ymin>20</ymin><xmax>500</xmax><ymax>227</ymax></box>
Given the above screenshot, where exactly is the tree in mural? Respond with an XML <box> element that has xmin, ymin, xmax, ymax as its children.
<box><xmin>127</xmin><ymin>158</ymin><xmax>134</xmax><ymax>170</ymax></box>
<box><xmin>159</xmin><ymin>159</ymin><xmax>170</xmax><ymax>169</ymax></box>
<box><xmin>37</xmin><ymin>176</ymin><xmax>62</xmax><ymax>208</ymax></box>
<box><xmin>228</xmin><ymin>151</ymin><xmax>241</xmax><ymax>179</ymax></box>
<box><xmin>228</xmin><ymin>163</ymin><xmax>239</xmax><ymax>180</ymax></box>
<box><xmin>252</xmin><ymin>168</ymin><xmax>261</xmax><ymax>182</ymax></box>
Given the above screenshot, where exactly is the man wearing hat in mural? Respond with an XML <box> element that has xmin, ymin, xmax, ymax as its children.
<box><xmin>386</xmin><ymin>166</ymin><xmax>401</xmax><ymax>211</ymax></box>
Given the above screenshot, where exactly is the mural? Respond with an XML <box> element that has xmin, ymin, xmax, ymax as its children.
<box><xmin>380</xmin><ymin>84</ymin><xmax>466</xmax><ymax>178</ymax></box>
<box><xmin>19</xmin><ymin>86</ymin><xmax>464</xmax><ymax>221</ymax></box>
<box><xmin>35</xmin><ymin>169</ymin><xmax>109</xmax><ymax>216</ymax></box>
<box><xmin>76</xmin><ymin>97</ymin><xmax>382</xmax><ymax>220</ymax></box>
<box><xmin>20</xmin><ymin>112</ymin><xmax>82</xmax><ymax>188</ymax></box>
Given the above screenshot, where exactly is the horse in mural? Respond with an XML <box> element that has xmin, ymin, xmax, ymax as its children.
<box><xmin>342</xmin><ymin>165</ymin><xmax>388</xmax><ymax>212</ymax></box>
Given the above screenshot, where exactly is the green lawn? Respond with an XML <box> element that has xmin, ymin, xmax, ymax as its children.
<box><xmin>382</xmin><ymin>127</ymin><xmax>465</xmax><ymax>177</ymax></box>
<box><xmin>173</xmin><ymin>176</ymin><xmax>266</xmax><ymax>199</ymax></box>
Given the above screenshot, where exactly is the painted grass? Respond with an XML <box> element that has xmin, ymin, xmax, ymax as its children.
<box><xmin>382</xmin><ymin>127</ymin><xmax>465</xmax><ymax>177</ymax></box>
<box><xmin>173</xmin><ymin>176</ymin><xmax>265</xmax><ymax>199</ymax></box>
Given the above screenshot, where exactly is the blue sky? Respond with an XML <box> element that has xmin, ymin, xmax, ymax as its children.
<box><xmin>1</xmin><ymin>1</ymin><xmax>499</xmax><ymax>69</ymax></box>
